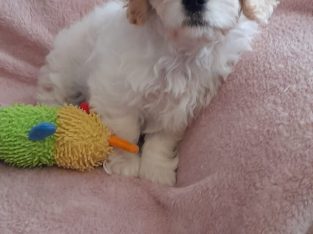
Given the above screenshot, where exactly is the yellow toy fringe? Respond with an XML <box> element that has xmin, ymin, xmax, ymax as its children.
<box><xmin>55</xmin><ymin>105</ymin><xmax>112</xmax><ymax>171</ymax></box>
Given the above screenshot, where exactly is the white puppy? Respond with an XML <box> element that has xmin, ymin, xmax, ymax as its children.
<box><xmin>37</xmin><ymin>0</ymin><xmax>278</xmax><ymax>185</ymax></box>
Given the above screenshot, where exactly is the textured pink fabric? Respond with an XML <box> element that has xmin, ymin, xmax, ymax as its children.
<box><xmin>0</xmin><ymin>0</ymin><xmax>104</xmax><ymax>105</ymax></box>
<box><xmin>1</xmin><ymin>0</ymin><xmax>313</xmax><ymax>233</ymax></box>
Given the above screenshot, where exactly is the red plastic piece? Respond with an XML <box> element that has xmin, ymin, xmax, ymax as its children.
<box><xmin>79</xmin><ymin>102</ymin><xmax>90</xmax><ymax>114</ymax></box>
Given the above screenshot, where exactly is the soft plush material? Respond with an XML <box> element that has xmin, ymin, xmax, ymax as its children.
<box><xmin>0</xmin><ymin>0</ymin><xmax>313</xmax><ymax>233</ymax></box>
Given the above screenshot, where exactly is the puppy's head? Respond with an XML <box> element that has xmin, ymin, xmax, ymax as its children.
<box><xmin>129</xmin><ymin>0</ymin><xmax>278</xmax><ymax>38</ymax></box>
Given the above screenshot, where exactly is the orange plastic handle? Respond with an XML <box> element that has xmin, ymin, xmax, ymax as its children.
<box><xmin>108</xmin><ymin>135</ymin><xmax>139</xmax><ymax>154</ymax></box>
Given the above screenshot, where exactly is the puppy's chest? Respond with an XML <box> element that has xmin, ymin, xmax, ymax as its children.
<box><xmin>155</xmin><ymin>54</ymin><xmax>208</xmax><ymax>93</ymax></box>
<box><xmin>140</xmin><ymin>55</ymin><xmax>210</xmax><ymax>115</ymax></box>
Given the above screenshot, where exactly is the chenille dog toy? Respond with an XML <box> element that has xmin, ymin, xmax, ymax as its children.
<box><xmin>0</xmin><ymin>103</ymin><xmax>139</xmax><ymax>171</ymax></box>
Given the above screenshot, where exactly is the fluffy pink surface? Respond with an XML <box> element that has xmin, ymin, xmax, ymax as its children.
<box><xmin>1</xmin><ymin>0</ymin><xmax>313</xmax><ymax>233</ymax></box>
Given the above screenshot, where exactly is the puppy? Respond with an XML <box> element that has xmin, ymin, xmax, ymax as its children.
<box><xmin>37</xmin><ymin>0</ymin><xmax>278</xmax><ymax>185</ymax></box>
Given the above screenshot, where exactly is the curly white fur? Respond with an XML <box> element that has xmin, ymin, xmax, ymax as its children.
<box><xmin>37</xmin><ymin>0</ymin><xmax>277</xmax><ymax>185</ymax></box>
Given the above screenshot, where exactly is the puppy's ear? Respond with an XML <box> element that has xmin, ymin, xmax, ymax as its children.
<box><xmin>240</xmin><ymin>0</ymin><xmax>279</xmax><ymax>23</ymax></box>
<box><xmin>126</xmin><ymin>0</ymin><xmax>151</xmax><ymax>25</ymax></box>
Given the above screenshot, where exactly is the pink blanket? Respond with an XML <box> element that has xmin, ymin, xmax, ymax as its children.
<box><xmin>1</xmin><ymin>0</ymin><xmax>313</xmax><ymax>233</ymax></box>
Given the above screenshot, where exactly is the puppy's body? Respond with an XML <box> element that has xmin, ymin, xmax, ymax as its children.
<box><xmin>37</xmin><ymin>0</ymin><xmax>275</xmax><ymax>185</ymax></box>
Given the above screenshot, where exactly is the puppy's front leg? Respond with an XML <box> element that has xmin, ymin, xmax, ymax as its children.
<box><xmin>139</xmin><ymin>131</ymin><xmax>183</xmax><ymax>186</ymax></box>
<box><xmin>99</xmin><ymin>112</ymin><xmax>141</xmax><ymax>177</ymax></box>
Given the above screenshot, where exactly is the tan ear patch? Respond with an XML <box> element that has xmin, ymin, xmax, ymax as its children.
<box><xmin>126</xmin><ymin>0</ymin><xmax>151</xmax><ymax>25</ymax></box>
<box><xmin>240</xmin><ymin>0</ymin><xmax>279</xmax><ymax>23</ymax></box>
<box><xmin>240</xmin><ymin>0</ymin><xmax>258</xmax><ymax>20</ymax></box>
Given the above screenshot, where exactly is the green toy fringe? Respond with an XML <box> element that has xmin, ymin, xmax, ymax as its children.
<box><xmin>0</xmin><ymin>105</ymin><xmax>58</xmax><ymax>168</ymax></box>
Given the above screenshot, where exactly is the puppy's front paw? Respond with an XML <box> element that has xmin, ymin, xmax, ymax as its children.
<box><xmin>127</xmin><ymin>0</ymin><xmax>150</xmax><ymax>25</ymax></box>
<box><xmin>104</xmin><ymin>152</ymin><xmax>140</xmax><ymax>177</ymax></box>
<box><xmin>139</xmin><ymin>157</ymin><xmax>178</xmax><ymax>186</ymax></box>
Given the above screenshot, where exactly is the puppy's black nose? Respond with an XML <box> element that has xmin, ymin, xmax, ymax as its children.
<box><xmin>182</xmin><ymin>0</ymin><xmax>208</xmax><ymax>13</ymax></box>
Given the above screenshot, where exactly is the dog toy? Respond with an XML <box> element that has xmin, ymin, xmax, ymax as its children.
<box><xmin>0</xmin><ymin>104</ymin><xmax>139</xmax><ymax>171</ymax></box>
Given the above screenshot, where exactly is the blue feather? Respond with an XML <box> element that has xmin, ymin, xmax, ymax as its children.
<box><xmin>28</xmin><ymin>122</ymin><xmax>56</xmax><ymax>141</ymax></box>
